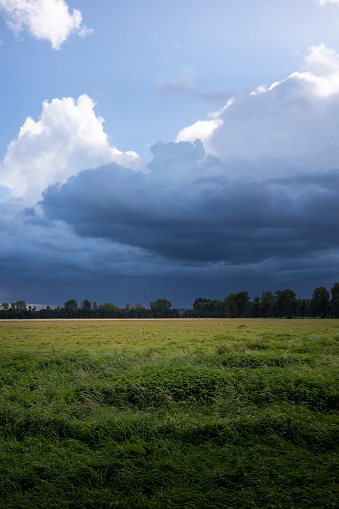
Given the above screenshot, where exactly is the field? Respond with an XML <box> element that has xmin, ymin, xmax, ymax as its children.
<box><xmin>0</xmin><ymin>318</ymin><xmax>338</xmax><ymax>508</ymax></box>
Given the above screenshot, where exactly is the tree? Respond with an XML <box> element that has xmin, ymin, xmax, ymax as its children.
<box><xmin>97</xmin><ymin>302</ymin><xmax>119</xmax><ymax>318</ymax></box>
<box><xmin>251</xmin><ymin>296</ymin><xmax>261</xmax><ymax>318</ymax></box>
<box><xmin>296</xmin><ymin>298</ymin><xmax>309</xmax><ymax>318</ymax></box>
<box><xmin>183</xmin><ymin>309</ymin><xmax>196</xmax><ymax>318</ymax></box>
<box><xmin>224</xmin><ymin>292</ymin><xmax>250</xmax><ymax>318</ymax></box>
<box><xmin>193</xmin><ymin>298</ymin><xmax>210</xmax><ymax>310</ymax></box>
<box><xmin>64</xmin><ymin>299</ymin><xmax>78</xmax><ymax>317</ymax></box>
<box><xmin>134</xmin><ymin>302</ymin><xmax>148</xmax><ymax>318</ymax></box>
<box><xmin>8</xmin><ymin>301</ymin><xmax>27</xmax><ymax>318</ymax></box>
<box><xmin>1</xmin><ymin>303</ymin><xmax>9</xmax><ymax>310</ymax></box>
<box><xmin>311</xmin><ymin>287</ymin><xmax>330</xmax><ymax>318</ymax></box>
<box><xmin>80</xmin><ymin>299</ymin><xmax>91</xmax><ymax>317</ymax></box>
<box><xmin>13</xmin><ymin>301</ymin><xmax>27</xmax><ymax>311</ymax></box>
<box><xmin>224</xmin><ymin>294</ymin><xmax>237</xmax><ymax>318</ymax></box>
<box><xmin>194</xmin><ymin>299</ymin><xmax>225</xmax><ymax>318</ymax></box>
<box><xmin>81</xmin><ymin>299</ymin><xmax>91</xmax><ymax>311</ymax></box>
<box><xmin>331</xmin><ymin>282</ymin><xmax>339</xmax><ymax>318</ymax></box>
<box><xmin>274</xmin><ymin>290</ymin><xmax>296</xmax><ymax>318</ymax></box>
<box><xmin>150</xmin><ymin>299</ymin><xmax>172</xmax><ymax>318</ymax></box>
<box><xmin>261</xmin><ymin>291</ymin><xmax>275</xmax><ymax>318</ymax></box>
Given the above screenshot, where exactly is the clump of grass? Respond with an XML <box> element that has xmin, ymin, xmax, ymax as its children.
<box><xmin>216</xmin><ymin>344</ymin><xmax>230</xmax><ymax>355</ymax></box>
<box><xmin>247</xmin><ymin>341</ymin><xmax>271</xmax><ymax>350</ymax></box>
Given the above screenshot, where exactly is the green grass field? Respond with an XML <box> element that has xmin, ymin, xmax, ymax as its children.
<box><xmin>0</xmin><ymin>318</ymin><xmax>338</xmax><ymax>508</ymax></box>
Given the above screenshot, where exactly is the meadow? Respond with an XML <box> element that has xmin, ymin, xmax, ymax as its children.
<box><xmin>0</xmin><ymin>318</ymin><xmax>338</xmax><ymax>508</ymax></box>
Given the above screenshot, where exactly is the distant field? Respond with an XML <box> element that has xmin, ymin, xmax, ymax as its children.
<box><xmin>0</xmin><ymin>319</ymin><xmax>338</xmax><ymax>508</ymax></box>
<box><xmin>1</xmin><ymin>317</ymin><xmax>339</xmax><ymax>352</ymax></box>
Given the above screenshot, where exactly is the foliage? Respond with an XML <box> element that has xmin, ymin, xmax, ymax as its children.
<box><xmin>2</xmin><ymin>282</ymin><xmax>339</xmax><ymax>319</ymax></box>
<box><xmin>331</xmin><ymin>282</ymin><xmax>339</xmax><ymax>318</ymax></box>
<box><xmin>311</xmin><ymin>287</ymin><xmax>330</xmax><ymax>318</ymax></box>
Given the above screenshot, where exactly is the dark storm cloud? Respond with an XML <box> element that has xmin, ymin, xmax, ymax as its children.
<box><xmin>40</xmin><ymin>139</ymin><xmax>339</xmax><ymax>266</ymax></box>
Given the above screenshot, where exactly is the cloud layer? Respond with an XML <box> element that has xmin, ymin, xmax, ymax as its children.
<box><xmin>0</xmin><ymin>0</ymin><xmax>92</xmax><ymax>49</ymax></box>
<box><xmin>41</xmin><ymin>145</ymin><xmax>339</xmax><ymax>266</ymax></box>
<box><xmin>2</xmin><ymin>44</ymin><xmax>339</xmax><ymax>305</ymax></box>
<box><xmin>35</xmin><ymin>44</ymin><xmax>339</xmax><ymax>295</ymax></box>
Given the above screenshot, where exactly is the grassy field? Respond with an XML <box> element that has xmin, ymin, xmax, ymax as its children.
<box><xmin>0</xmin><ymin>318</ymin><xmax>338</xmax><ymax>508</ymax></box>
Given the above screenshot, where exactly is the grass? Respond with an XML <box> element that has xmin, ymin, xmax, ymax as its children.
<box><xmin>0</xmin><ymin>319</ymin><xmax>338</xmax><ymax>508</ymax></box>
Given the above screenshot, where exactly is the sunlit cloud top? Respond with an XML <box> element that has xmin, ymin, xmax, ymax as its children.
<box><xmin>0</xmin><ymin>0</ymin><xmax>92</xmax><ymax>49</ymax></box>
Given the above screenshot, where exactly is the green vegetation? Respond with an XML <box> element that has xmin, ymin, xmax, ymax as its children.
<box><xmin>0</xmin><ymin>319</ymin><xmax>338</xmax><ymax>508</ymax></box>
<box><xmin>2</xmin><ymin>282</ymin><xmax>339</xmax><ymax>319</ymax></box>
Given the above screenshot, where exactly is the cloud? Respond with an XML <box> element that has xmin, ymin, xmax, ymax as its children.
<box><xmin>0</xmin><ymin>94</ymin><xmax>146</xmax><ymax>202</ymax></box>
<box><xmin>3</xmin><ymin>44</ymin><xmax>339</xmax><ymax>305</ymax></box>
<box><xmin>33</xmin><ymin>44</ymin><xmax>339</xmax><ymax>298</ymax></box>
<box><xmin>0</xmin><ymin>199</ymin><xmax>163</xmax><ymax>304</ymax></box>
<box><xmin>40</xmin><ymin>145</ymin><xmax>339</xmax><ymax>268</ymax></box>
<box><xmin>176</xmin><ymin>118</ymin><xmax>223</xmax><ymax>152</ymax></box>
<box><xmin>177</xmin><ymin>45</ymin><xmax>339</xmax><ymax>179</ymax></box>
<box><xmin>318</xmin><ymin>0</ymin><xmax>339</xmax><ymax>5</ymax></box>
<box><xmin>0</xmin><ymin>0</ymin><xmax>92</xmax><ymax>49</ymax></box>
<box><xmin>156</xmin><ymin>66</ymin><xmax>233</xmax><ymax>103</ymax></box>
<box><xmin>302</xmin><ymin>43</ymin><xmax>339</xmax><ymax>76</ymax></box>
<box><xmin>155</xmin><ymin>66</ymin><xmax>197</xmax><ymax>96</ymax></box>
<box><xmin>176</xmin><ymin>100</ymin><xmax>233</xmax><ymax>153</ymax></box>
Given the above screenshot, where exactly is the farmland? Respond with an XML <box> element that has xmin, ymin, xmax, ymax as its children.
<box><xmin>0</xmin><ymin>319</ymin><xmax>338</xmax><ymax>508</ymax></box>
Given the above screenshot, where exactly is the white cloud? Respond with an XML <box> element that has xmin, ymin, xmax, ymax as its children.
<box><xmin>303</xmin><ymin>43</ymin><xmax>339</xmax><ymax>76</ymax></box>
<box><xmin>176</xmin><ymin>118</ymin><xmax>223</xmax><ymax>151</ymax></box>
<box><xmin>155</xmin><ymin>66</ymin><xmax>197</xmax><ymax>96</ymax></box>
<box><xmin>0</xmin><ymin>94</ymin><xmax>146</xmax><ymax>202</ymax></box>
<box><xmin>175</xmin><ymin>99</ymin><xmax>233</xmax><ymax>151</ymax></box>
<box><xmin>318</xmin><ymin>0</ymin><xmax>339</xmax><ymax>5</ymax></box>
<box><xmin>177</xmin><ymin>44</ymin><xmax>339</xmax><ymax>178</ymax></box>
<box><xmin>156</xmin><ymin>66</ymin><xmax>233</xmax><ymax>104</ymax></box>
<box><xmin>0</xmin><ymin>0</ymin><xmax>92</xmax><ymax>49</ymax></box>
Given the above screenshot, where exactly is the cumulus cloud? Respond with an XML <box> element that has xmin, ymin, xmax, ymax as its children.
<box><xmin>33</xmin><ymin>44</ymin><xmax>339</xmax><ymax>298</ymax></box>
<box><xmin>177</xmin><ymin>44</ymin><xmax>339</xmax><ymax>179</ymax></box>
<box><xmin>176</xmin><ymin>100</ymin><xmax>233</xmax><ymax>153</ymax></box>
<box><xmin>303</xmin><ymin>43</ymin><xmax>339</xmax><ymax>76</ymax></box>
<box><xmin>0</xmin><ymin>94</ymin><xmax>146</xmax><ymax>202</ymax></box>
<box><xmin>0</xmin><ymin>0</ymin><xmax>92</xmax><ymax>49</ymax></box>
<box><xmin>176</xmin><ymin>118</ymin><xmax>223</xmax><ymax>153</ymax></box>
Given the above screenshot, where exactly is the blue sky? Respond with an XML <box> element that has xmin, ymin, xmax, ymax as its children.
<box><xmin>1</xmin><ymin>0</ymin><xmax>339</xmax><ymax>308</ymax></box>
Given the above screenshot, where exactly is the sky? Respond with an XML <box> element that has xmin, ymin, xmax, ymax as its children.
<box><xmin>1</xmin><ymin>0</ymin><xmax>339</xmax><ymax>308</ymax></box>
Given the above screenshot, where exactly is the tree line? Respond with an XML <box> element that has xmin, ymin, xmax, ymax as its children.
<box><xmin>188</xmin><ymin>284</ymin><xmax>339</xmax><ymax>319</ymax></box>
<box><xmin>1</xmin><ymin>283</ymin><xmax>339</xmax><ymax>319</ymax></box>
<box><xmin>0</xmin><ymin>298</ymin><xmax>181</xmax><ymax>319</ymax></box>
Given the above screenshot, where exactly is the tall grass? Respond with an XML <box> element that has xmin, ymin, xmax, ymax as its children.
<box><xmin>0</xmin><ymin>319</ymin><xmax>338</xmax><ymax>507</ymax></box>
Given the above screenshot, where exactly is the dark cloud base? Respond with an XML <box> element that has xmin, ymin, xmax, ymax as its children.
<box><xmin>1</xmin><ymin>139</ymin><xmax>339</xmax><ymax>307</ymax></box>
<box><xmin>41</xmin><ymin>141</ymin><xmax>339</xmax><ymax>267</ymax></box>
